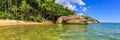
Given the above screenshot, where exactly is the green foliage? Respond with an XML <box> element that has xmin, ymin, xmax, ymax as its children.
<box><xmin>27</xmin><ymin>15</ymin><xmax>45</xmax><ymax>22</ymax></box>
<box><xmin>9</xmin><ymin>5</ymin><xmax>18</xmax><ymax>13</ymax></box>
<box><xmin>43</xmin><ymin>0</ymin><xmax>55</xmax><ymax>3</ymax></box>
<box><xmin>0</xmin><ymin>11</ymin><xmax>14</xmax><ymax>19</ymax></box>
<box><xmin>0</xmin><ymin>0</ymin><xmax>74</xmax><ymax>22</ymax></box>
<box><xmin>19</xmin><ymin>0</ymin><xmax>32</xmax><ymax>12</ymax></box>
<box><xmin>40</xmin><ymin>3</ymin><xmax>74</xmax><ymax>22</ymax></box>
<box><xmin>0</xmin><ymin>0</ymin><xmax>5</xmax><ymax>11</ymax></box>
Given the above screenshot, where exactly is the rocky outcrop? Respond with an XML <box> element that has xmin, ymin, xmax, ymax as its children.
<box><xmin>85</xmin><ymin>16</ymin><xmax>99</xmax><ymax>23</ymax></box>
<box><xmin>56</xmin><ymin>14</ymin><xmax>87</xmax><ymax>24</ymax></box>
<box><xmin>56</xmin><ymin>14</ymin><xmax>99</xmax><ymax>24</ymax></box>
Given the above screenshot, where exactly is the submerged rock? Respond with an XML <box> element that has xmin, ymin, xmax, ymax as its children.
<box><xmin>56</xmin><ymin>14</ymin><xmax>99</xmax><ymax>24</ymax></box>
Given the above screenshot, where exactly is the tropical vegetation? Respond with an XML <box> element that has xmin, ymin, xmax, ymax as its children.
<box><xmin>0</xmin><ymin>0</ymin><xmax>74</xmax><ymax>22</ymax></box>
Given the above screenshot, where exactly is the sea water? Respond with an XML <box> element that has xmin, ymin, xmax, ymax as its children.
<box><xmin>0</xmin><ymin>23</ymin><xmax>120</xmax><ymax>40</ymax></box>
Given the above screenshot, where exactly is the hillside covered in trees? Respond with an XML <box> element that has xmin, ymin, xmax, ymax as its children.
<box><xmin>0</xmin><ymin>0</ymin><xmax>74</xmax><ymax>22</ymax></box>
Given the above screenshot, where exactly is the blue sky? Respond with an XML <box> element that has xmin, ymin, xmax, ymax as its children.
<box><xmin>55</xmin><ymin>0</ymin><xmax>120</xmax><ymax>22</ymax></box>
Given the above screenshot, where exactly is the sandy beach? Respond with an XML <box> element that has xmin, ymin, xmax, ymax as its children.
<box><xmin>0</xmin><ymin>20</ymin><xmax>53</xmax><ymax>27</ymax></box>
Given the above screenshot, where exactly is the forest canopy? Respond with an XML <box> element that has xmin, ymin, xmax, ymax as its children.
<box><xmin>0</xmin><ymin>0</ymin><xmax>74</xmax><ymax>22</ymax></box>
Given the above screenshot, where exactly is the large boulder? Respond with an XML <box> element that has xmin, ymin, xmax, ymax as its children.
<box><xmin>56</xmin><ymin>14</ymin><xmax>99</xmax><ymax>24</ymax></box>
<box><xmin>56</xmin><ymin>14</ymin><xmax>87</xmax><ymax>24</ymax></box>
<box><xmin>66</xmin><ymin>19</ymin><xmax>87</xmax><ymax>24</ymax></box>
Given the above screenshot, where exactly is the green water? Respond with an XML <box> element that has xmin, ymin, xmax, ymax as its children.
<box><xmin>0</xmin><ymin>23</ymin><xmax>120</xmax><ymax>40</ymax></box>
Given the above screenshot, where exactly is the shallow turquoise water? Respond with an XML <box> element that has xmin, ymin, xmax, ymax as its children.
<box><xmin>87</xmin><ymin>23</ymin><xmax>120</xmax><ymax>40</ymax></box>
<box><xmin>0</xmin><ymin>23</ymin><xmax>120</xmax><ymax>40</ymax></box>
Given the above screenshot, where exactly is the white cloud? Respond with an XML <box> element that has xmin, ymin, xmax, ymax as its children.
<box><xmin>72</xmin><ymin>0</ymin><xmax>86</xmax><ymax>5</ymax></box>
<box><xmin>55</xmin><ymin>0</ymin><xmax>86</xmax><ymax>11</ymax></box>
<box><xmin>82</xmin><ymin>7</ymin><xmax>87</xmax><ymax>12</ymax></box>
<box><xmin>64</xmin><ymin>3</ymin><xmax>77</xmax><ymax>11</ymax></box>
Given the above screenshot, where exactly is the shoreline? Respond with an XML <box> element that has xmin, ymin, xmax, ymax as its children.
<box><xmin>0</xmin><ymin>20</ymin><xmax>53</xmax><ymax>27</ymax></box>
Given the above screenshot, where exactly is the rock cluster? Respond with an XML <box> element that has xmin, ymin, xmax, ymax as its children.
<box><xmin>56</xmin><ymin>14</ymin><xmax>99</xmax><ymax>24</ymax></box>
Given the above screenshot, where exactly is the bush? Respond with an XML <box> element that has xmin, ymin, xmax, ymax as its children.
<box><xmin>0</xmin><ymin>11</ymin><xmax>15</xmax><ymax>19</ymax></box>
